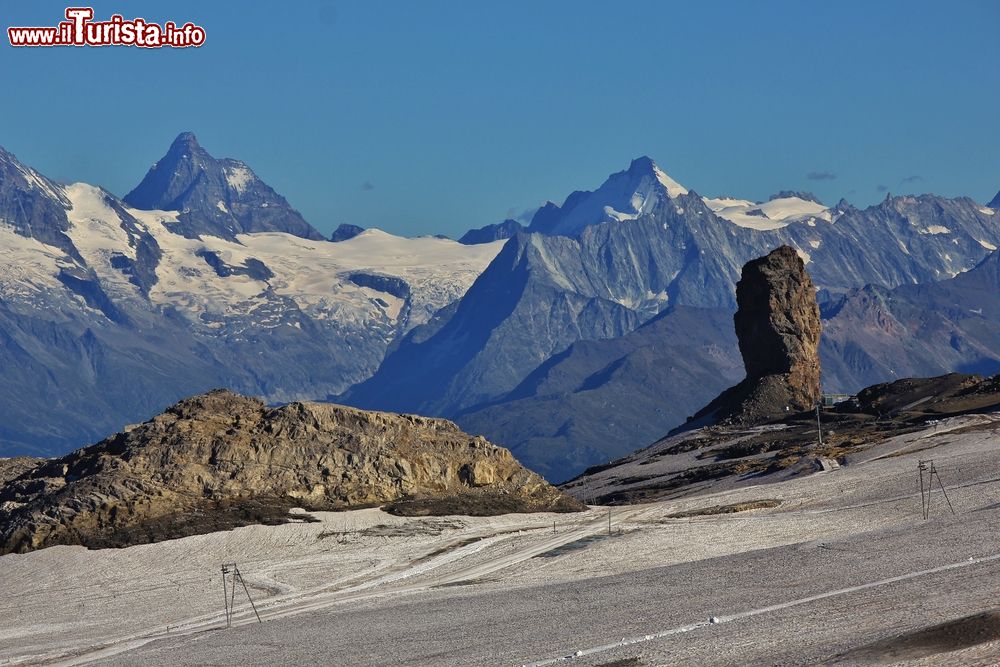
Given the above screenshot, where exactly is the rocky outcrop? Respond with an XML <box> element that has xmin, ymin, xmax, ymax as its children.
<box><xmin>458</xmin><ymin>219</ymin><xmax>523</xmax><ymax>245</ymax></box>
<box><xmin>686</xmin><ymin>246</ymin><xmax>822</xmax><ymax>427</ymax></box>
<box><xmin>0</xmin><ymin>390</ymin><xmax>582</xmax><ymax>554</ymax></box>
<box><xmin>330</xmin><ymin>223</ymin><xmax>365</xmax><ymax>242</ymax></box>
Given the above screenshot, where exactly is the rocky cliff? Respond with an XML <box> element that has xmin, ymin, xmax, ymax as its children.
<box><xmin>0</xmin><ymin>390</ymin><xmax>582</xmax><ymax>554</ymax></box>
<box><xmin>687</xmin><ymin>246</ymin><xmax>822</xmax><ymax>427</ymax></box>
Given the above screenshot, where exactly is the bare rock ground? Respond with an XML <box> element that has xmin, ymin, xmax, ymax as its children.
<box><xmin>0</xmin><ymin>390</ymin><xmax>582</xmax><ymax>554</ymax></box>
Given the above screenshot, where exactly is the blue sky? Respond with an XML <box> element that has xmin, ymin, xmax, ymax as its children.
<box><xmin>3</xmin><ymin>1</ymin><xmax>999</xmax><ymax>237</ymax></box>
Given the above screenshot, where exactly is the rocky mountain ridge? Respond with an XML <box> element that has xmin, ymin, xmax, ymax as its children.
<box><xmin>0</xmin><ymin>390</ymin><xmax>582</xmax><ymax>554</ymax></box>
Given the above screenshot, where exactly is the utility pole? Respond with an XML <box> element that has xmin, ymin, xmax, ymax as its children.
<box><xmin>221</xmin><ymin>566</ymin><xmax>230</xmax><ymax>627</ymax></box>
<box><xmin>221</xmin><ymin>563</ymin><xmax>262</xmax><ymax>627</ymax></box>
<box><xmin>918</xmin><ymin>459</ymin><xmax>955</xmax><ymax>519</ymax></box>
<box><xmin>816</xmin><ymin>402</ymin><xmax>824</xmax><ymax>447</ymax></box>
<box><xmin>608</xmin><ymin>508</ymin><xmax>612</xmax><ymax>536</ymax></box>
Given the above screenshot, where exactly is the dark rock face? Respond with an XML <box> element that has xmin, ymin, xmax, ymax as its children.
<box><xmin>124</xmin><ymin>133</ymin><xmax>324</xmax><ymax>241</ymax></box>
<box><xmin>346</xmin><ymin>272</ymin><xmax>411</xmax><ymax>299</ymax></box>
<box><xmin>989</xmin><ymin>191</ymin><xmax>1000</xmax><ymax>209</ymax></box>
<box><xmin>55</xmin><ymin>266</ymin><xmax>129</xmax><ymax>325</ymax></box>
<box><xmin>688</xmin><ymin>246</ymin><xmax>822</xmax><ymax>426</ymax></box>
<box><xmin>0</xmin><ymin>390</ymin><xmax>583</xmax><ymax>554</ymax></box>
<box><xmin>735</xmin><ymin>246</ymin><xmax>822</xmax><ymax>385</ymax></box>
<box><xmin>458</xmin><ymin>219</ymin><xmax>523</xmax><ymax>245</ymax></box>
<box><xmin>330</xmin><ymin>223</ymin><xmax>365</xmax><ymax>242</ymax></box>
<box><xmin>195</xmin><ymin>249</ymin><xmax>274</xmax><ymax>281</ymax></box>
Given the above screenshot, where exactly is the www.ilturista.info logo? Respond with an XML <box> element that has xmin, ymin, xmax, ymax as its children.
<box><xmin>8</xmin><ymin>7</ymin><xmax>206</xmax><ymax>48</ymax></box>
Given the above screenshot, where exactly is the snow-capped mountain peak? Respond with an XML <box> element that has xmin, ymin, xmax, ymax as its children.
<box><xmin>527</xmin><ymin>156</ymin><xmax>689</xmax><ymax>237</ymax></box>
<box><xmin>630</xmin><ymin>155</ymin><xmax>688</xmax><ymax>199</ymax></box>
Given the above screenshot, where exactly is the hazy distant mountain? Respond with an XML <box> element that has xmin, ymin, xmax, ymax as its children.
<box><xmin>455</xmin><ymin>306</ymin><xmax>743</xmax><ymax>480</ymax></box>
<box><xmin>821</xmin><ymin>248</ymin><xmax>1000</xmax><ymax>389</ymax></box>
<box><xmin>345</xmin><ymin>158</ymin><xmax>1000</xmax><ymax>413</ymax></box>
<box><xmin>2</xmin><ymin>140</ymin><xmax>998</xmax><ymax>479</ymax></box>
<box><xmin>0</xmin><ymin>146</ymin><xmax>81</xmax><ymax>260</ymax></box>
<box><xmin>0</xmin><ymin>140</ymin><xmax>501</xmax><ymax>456</ymax></box>
<box><xmin>342</xmin><ymin>158</ymin><xmax>1000</xmax><ymax>479</ymax></box>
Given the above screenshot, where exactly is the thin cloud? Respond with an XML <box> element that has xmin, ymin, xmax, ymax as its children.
<box><xmin>900</xmin><ymin>175</ymin><xmax>922</xmax><ymax>184</ymax></box>
<box><xmin>360</xmin><ymin>181</ymin><xmax>375</xmax><ymax>191</ymax></box>
<box><xmin>505</xmin><ymin>206</ymin><xmax>539</xmax><ymax>224</ymax></box>
<box><xmin>806</xmin><ymin>171</ymin><xmax>837</xmax><ymax>181</ymax></box>
<box><xmin>876</xmin><ymin>184</ymin><xmax>888</xmax><ymax>192</ymax></box>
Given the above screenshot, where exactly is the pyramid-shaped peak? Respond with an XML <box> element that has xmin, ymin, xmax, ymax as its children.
<box><xmin>164</xmin><ymin>131</ymin><xmax>208</xmax><ymax>159</ymax></box>
<box><xmin>124</xmin><ymin>133</ymin><xmax>324</xmax><ymax>241</ymax></box>
<box><xmin>625</xmin><ymin>155</ymin><xmax>688</xmax><ymax>198</ymax></box>
<box><xmin>172</xmin><ymin>131</ymin><xmax>199</xmax><ymax>146</ymax></box>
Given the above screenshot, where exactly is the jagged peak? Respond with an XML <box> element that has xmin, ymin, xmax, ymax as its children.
<box><xmin>171</xmin><ymin>131</ymin><xmax>200</xmax><ymax>148</ymax></box>
<box><xmin>988</xmin><ymin>190</ymin><xmax>1000</xmax><ymax>209</ymax></box>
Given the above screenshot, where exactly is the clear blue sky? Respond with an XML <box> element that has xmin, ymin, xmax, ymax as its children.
<box><xmin>3</xmin><ymin>0</ymin><xmax>999</xmax><ymax>237</ymax></box>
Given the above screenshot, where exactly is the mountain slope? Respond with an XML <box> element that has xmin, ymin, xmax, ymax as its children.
<box><xmin>821</xmin><ymin>249</ymin><xmax>1000</xmax><ymax>389</ymax></box>
<box><xmin>454</xmin><ymin>306</ymin><xmax>743</xmax><ymax>480</ymax></box>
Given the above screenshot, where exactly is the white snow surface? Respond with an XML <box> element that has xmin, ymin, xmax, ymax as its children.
<box><xmin>0</xmin><ymin>224</ymin><xmax>66</xmax><ymax>303</ymax></box>
<box><xmin>3</xmin><ymin>415</ymin><xmax>1000</xmax><ymax>666</ymax></box>
<box><xmin>50</xmin><ymin>185</ymin><xmax>505</xmax><ymax>334</ymax></box>
<box><xmin>652</xmin><ymin>163</ymin><xmax>688</xmax><ymax>198</ymax></box>
<box><xmin>223</xmin><ymin>164</ymin><xmax>254</xmax><ymax>193</ymax></box>
<box><xmin>703</xmin><ymin>195</ymin><xmax>833</xmax><ymax>231</ymax></box>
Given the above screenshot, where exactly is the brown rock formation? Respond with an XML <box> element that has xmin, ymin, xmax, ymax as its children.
<box><xmin>0</xmin><ymin>390</ymin><xmax>583</xmax><ymax>554</ymax></box>
<box><xmin>686</xmin><ymin>245</ymin><xmax>822</xmax><ymax>427</ymax></box>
